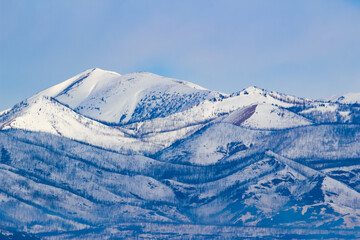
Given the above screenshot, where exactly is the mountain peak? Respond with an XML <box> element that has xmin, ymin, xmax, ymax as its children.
<box><xmin>122</xmin><ymin>71</ymin><xmax>211</xmax><ymax>92</ymax></box>
<box><xmin>89</xmin><ymin>67</ymin><xmax>121</xmax><ymax>75</ymax></box>
<box><xmin>329</xmin><ymin>92</ymin><xmax>360</xmax><ymax>104</ymax></box>
<box><xmin>26</xmin><ymin>69</ymin><xmax>222</xmax><ymax>124</ymax></box>
<box><xmin>2</xmin><ymin>68</ymin><xmax>360</xmax><ymax>238</ymax></box>
<box><xmin>242</xmin><ymin>86</ymin><xmax>266</xmax><ymax>95</ymax></box>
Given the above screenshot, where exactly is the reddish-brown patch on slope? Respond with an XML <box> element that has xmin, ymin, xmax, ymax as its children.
<box><xmin>228</xmin><ymin>104</ymin><xmax>257</xmax><ymax>126</ymax></box>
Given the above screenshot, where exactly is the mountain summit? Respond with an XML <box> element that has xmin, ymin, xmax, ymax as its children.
<box><xmin>0</xmin><ymin>69</ymin><xmax>360</xmax><ymax>239</ymax></box>
<box><xmin>34</xmin><ymin>68</ymin><xmax>224</xmax><ymax>124</ymax></box>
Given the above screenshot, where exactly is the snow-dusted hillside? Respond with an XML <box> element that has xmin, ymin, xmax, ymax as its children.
<box><xmin>0</xmin><ymin>69</ymin><xmax>318</xmax><ymax>154</ymax></box>
<box><xmin>223</xmin><ymin>104</ymin><xmax>312</xmax><ymax>129</ymax></box>
<box><xmin>1</xmin><ymin>68</ymin><xmax>360</xmax><ymax>239</ymax></box>
<box><xmin>35</xmin><ymin>68</ymin><xmax>224</xmax><ymax>124</ymax></box>
<box><xmin>0</xmin><ymin>96</ymin><xmax>161</xmax><ymax>154</ymax></box>
<box><xmin>330</xmin><ymin>92</ymin><xmax>360</xmax><ymax>104</ymax></box>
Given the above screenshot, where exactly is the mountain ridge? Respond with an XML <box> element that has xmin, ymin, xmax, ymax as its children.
<box><xmin>0</xmin><ymin>68</ymin><xmax>360</xmax><ymax>239</ymax></box>
<box><xmin>32</xmin><ymin>68</ymin><xmax>225</xmax><ymax>125</ymax></box>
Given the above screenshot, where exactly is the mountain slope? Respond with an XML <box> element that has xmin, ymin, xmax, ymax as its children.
<box><xmin>330</xmin><ymin>92</ymin><xmax>360</xmax><ymax>104</ymax></box>
<box><xmin>0</xmin><ymin>96</ymin><xmax>158</xmax><ymax>154</ymax></box>
<box><xmin>1</xmin><ymin>68</ymin><xmax>360</xmax><ymax>238</ymax></box>
<box><xmin>223</xmin><ymin>104</ymin><xmax>312</xmax><ymax>129</ymax></box>
<box><xmin>35</xmin><ymin>68</ymin><xmax>225</xmax><ymax>124</ymax></box>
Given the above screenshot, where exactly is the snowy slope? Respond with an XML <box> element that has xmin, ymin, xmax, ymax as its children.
<box><xmin>0</xmin><ymin>96</ymin><xmax>161</xmax><ymax>153</ymax></box>
<box><xmin>223</xmin><ymin>104</ymin><xmax>312</xmax><ymax>129</ymax></box>
<box><xmin>1</xmin><ymin>68</ymin><xmax>360</xmax><ymax>238</ymax></box>
<box><xmin>0</xmin><ymin>69</ymin><xmax>317</xmax><ymax>155</ymax></box>
<box><xmin>232</xmin><ymin>86</ymin><xmax>310</xmax><ymax>105</ymax></box>
<box><xmin>35</xmin><ymin>68</ymin><xmax>224</xmax><ymax>124</ymax></box>
<box><xmin>0</xmin><ymin>96</ymin><xmax>212</xmax><ymax>153</ymax></box>
<box><xmin>329</xmin><ymin>92</ymin><xmax>360</xmax><ymax>104</ymax></box>
<box><xmin>123</xmin><ymin>86</ymin><xmax>313</xmax><ymax>137</ymax></box>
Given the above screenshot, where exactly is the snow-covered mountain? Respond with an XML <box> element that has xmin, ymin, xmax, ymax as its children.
<box><xmin>329</xmin><ymin>92</ymin><xmax>360</xmax><ymax>104</ymax></box>
<box><xmin>0</xmin><ymin>68</ymin><xmax>360</xmax><ymax>239</ymax></box>
<box><xmin>34</xmin><ymin>68</ymin><xmax>225</xmax><ymax>124</ymax></box>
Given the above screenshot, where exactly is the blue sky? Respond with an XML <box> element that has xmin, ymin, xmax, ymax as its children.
<box><xmin>1</xmin><ymin>0</ymin><xmax>360</xmax><ymax>110</ymax></box>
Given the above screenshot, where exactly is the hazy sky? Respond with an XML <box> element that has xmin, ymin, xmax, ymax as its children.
<box><xmin>1</xmin><ymin>0</ymin><xmax>360</xmax><ymax>110</ymax></box>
